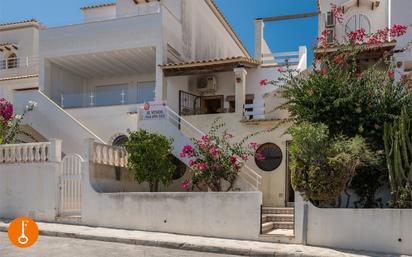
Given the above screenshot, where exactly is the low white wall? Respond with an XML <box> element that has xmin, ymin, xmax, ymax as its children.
<box><xmin>294</xmin><ymin>194</ymin><xmax>412</xmax><ymax>255</ymax></box>
<box><xmin>82</xmin><ymin>159</ymin><xmax>262</xmax><ymax>240</ymax></box>
<box><xmin>0</xmin><ymin>162</ymin><xmax>60</xmax><ymax>222</ymax></box>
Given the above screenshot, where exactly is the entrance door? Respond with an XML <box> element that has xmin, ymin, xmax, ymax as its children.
<box><xmin>285</xmin><ymin>141</ymin><xmax>295</xmax><ymax>205</ymax></box>
<box><xmin>60</xmin><ymin>154</ymin><xmax>83</xmax><ymax>216</ymax></box>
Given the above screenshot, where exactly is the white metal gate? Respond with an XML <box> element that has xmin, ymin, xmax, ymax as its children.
<box><xmin>60</xmin><ymin>154</ymin><xmax>83</xmax><ymax>216</ymax></box>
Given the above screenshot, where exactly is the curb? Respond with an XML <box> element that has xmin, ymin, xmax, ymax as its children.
<box><xmin>0</xmin><ymin>225</ymin><xmax>279</xmax><ymax>257</ymax></box>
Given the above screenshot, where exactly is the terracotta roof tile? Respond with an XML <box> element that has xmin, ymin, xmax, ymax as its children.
<box><xmin>160</xmin><ymin>56</ymin><xmax>261</xmax><ymax>69</ymax></box>
<box><xmin>80</xmin><ymin>3</ymin><xmax>116</xmax><ymax>10</ymax></box>
<box><xmin>0</xmin><ymin>74</ymin><xmax>39</xmax><ymax>82</ymax></box>
<box><xmin>0</xmin><ymin>19</ymin><xmax>38</xmax><ymax>27</ymax></box>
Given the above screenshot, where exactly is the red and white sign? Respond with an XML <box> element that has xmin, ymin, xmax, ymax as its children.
<box><xmin>142</xmin><ymin>101</ymin><xmax>166</xmax><ymax>120</ymax></box>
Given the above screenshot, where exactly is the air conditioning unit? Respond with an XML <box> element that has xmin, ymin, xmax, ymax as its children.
<box><xmin>196</xmin><ymin>76</ymin><xmax>217</xmax><ymax>92</ymax></box>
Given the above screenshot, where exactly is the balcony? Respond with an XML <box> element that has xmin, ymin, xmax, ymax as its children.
<box><xmin>60</xmin><ymin>82</ymin><xmax>155</xmax><ymax>109</ymax></box>
<box><xmin>0</xmin><ymin>56</ymin><xmax>39</xmax><ymax>79</ymax></box>
<box><xmin>40</xmin><ymin>6</ymin><xmax>162</xmax><ymax>57</ymax></box>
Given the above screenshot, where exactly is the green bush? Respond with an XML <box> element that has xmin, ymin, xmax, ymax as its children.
<box><xmin>124</xmin><ymin>129</ymin><xmax>176</xmax><ymax>192</ymax></box>
<box><xmin>289</xmin><ymin>122</ymin><xmax>375</xmax><ymax>206</ymax></box>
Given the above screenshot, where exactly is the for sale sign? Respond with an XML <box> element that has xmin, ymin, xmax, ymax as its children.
<box><xmin>142</xmin><ymin>101</ymin><xmax>166</xmax><ymax>120</ymax></box>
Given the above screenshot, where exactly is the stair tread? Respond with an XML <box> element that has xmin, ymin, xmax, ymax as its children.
<box><xmin>272</xmin><ymin>221</ymin><xmax>294</xmax><ymax>225</ymax></box>
<box><xmin>263</xmin><ymin>207</ymin><xmax>294</xmax><ymax>210</ymax></box>
<box><xmin>262</xmin><ymin>214</ymin><xmax>294</xmax><ymax>218</ymax></box>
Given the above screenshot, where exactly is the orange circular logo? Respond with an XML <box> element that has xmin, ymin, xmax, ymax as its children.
<box><xmin>8</xmin><ymin>217</ymin><xmax>39</xmax><ymax>248</ymax></box>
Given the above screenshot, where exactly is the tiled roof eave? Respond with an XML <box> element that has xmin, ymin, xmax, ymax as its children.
<box><xmin>0</xmin><ymin>19</ymin><xmax>39</xmax><ymax>29</ymax></box>
<box><xmin>0</xmin><ymin>74</ymin><xmax>39</xmax><ymax>82</ymax></box>
<box><xmin>80</xmin><ymin>3</ymin><xmax>116</xmax><ymax>11</ymax></box>
<box><xmin>160</xmin><ymin>57</ymin><xmax>261</xmax><ymax>69</ymax></box>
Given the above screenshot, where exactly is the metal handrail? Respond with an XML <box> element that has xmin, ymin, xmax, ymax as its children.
<box><xmin>164</xmin><ymin>106</ymin><xmax>262</xmax><ymax>191</ymax></box>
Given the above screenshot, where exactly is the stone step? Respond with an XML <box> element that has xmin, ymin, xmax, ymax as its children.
<box><xmin>261</xmin><ymin>222</ymin><xmax>274</xmax><ymax>234</ymax></box>
<box><xmin>272</xmin><ymin>221</ymin><xmax>294</xmax><ymax>230</ymax></box>
<box><xmin>262</xmin><ymin>214</ymin><xmax>294</xmax><ymax>223</ymax></box>
<box><xmin>56</xmin><ymin>215</ymin><xmax>82</xmax><ymax>225</ymax></box>
<box><xmin>262</xmin><ymin>207</ymin><xmax>294</xmax><ymax>215</ymax></box>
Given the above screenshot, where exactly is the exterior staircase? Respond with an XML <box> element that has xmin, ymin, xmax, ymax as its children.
<box><xmin>261</xmin><ymin>207</ymin><xmax>294</xmax><ymax>235</ymax></box>
<box><xmin>137</xmin><ymin>105</ymin><xmax>262</xmax><ymax>191</ymax></box>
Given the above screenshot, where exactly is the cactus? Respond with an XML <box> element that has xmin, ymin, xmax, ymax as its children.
<box><xmin>384</xmin><ymin>107</ymin><xmax>412</xmax><ymax>208</ymax></box>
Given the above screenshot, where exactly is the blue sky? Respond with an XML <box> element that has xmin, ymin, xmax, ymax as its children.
<box><xmin>0</xmin><ymin>0</ymin><xmax>318</xmax><ymax>61</ymax></box>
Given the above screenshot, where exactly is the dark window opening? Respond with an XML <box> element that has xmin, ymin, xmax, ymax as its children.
<box><xmin>112</xmin><ymin>135</ymin><xmax>128</xmax><ymax>181</ymax></box>
<box><xmin>169</xmin><ymin>155</ymin><xmax>186</xmax><ymax>180</ymax></box>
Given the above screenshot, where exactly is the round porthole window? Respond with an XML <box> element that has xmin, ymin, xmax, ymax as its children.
<box><xmin>254</xmin><ymin>143</ymin><xmax>283</xmax><ymax>172</ymax></box>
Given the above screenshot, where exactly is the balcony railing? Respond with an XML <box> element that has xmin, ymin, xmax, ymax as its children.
<box><xmin>0</xmin><ymin>56</ymin><xmax>39</xmax><ymax>78</ymax></box>
<box><xmin>60</xmin><ymin>88</ymin><xmax>155</xmax><ymax>109</ymax></box>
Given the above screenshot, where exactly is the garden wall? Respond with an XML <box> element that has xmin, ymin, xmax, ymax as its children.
<box><xmin>0</xmin><ymin>162</ymin><xmax>60</xmax><ymax>222</ymax></box>
<box><xmin>295</xmin><ymin>195</ymin><xmax>412</xmax><ymax>255</ymax></box>
<box><xmin>82</xmin><ymin>160</ymin><xmax>262</xmax><ymax>240</ymax></box>
<box><xmin>0</xmin><ymin>141</ymin><xmax>61</xmax><ymax>222</ymax></box>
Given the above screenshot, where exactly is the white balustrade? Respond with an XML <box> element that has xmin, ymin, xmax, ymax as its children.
<box><xmin>0</xmin><ymin>142</ymin><xmax>51</xmax><ymax>164</ymax></box>
<box><xmin>92</xmin><ymin>142</ymin><xmax>128</xmax><ymax>167</ymax></box>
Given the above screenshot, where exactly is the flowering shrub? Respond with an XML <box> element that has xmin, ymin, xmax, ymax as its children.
<box><xmin>259</xmin><ymin>6</ymin><xmax>411</xmax><ymax>206</ymax></box>
<box><xmin>0</xmin><ymin>98</ymin><xmax>37</xmax><ymax>144</ymax></box>
<box><xmin>180</xmin><ymin>118</ymin><xmax>260</xmax><ymax>192</ymax></box>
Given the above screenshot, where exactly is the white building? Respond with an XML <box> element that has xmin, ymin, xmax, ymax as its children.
<box><xmin>0</xmin><ymin>0</ymin><xmax>308</xmax><ymax>236</ymax></box>
<box><xmin>316</xmin><ymin>0</ymin><xmax>412</xmax><ymax>74</ymax></box>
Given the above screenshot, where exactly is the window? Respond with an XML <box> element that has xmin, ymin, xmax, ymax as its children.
<box><xmin>326</xmin><ymin>12</ymin><xmax>335</xmax><ymax>27</ymax></box>
<box><xmin>326</xmin><ymin>28</ymin><xmax>335</xmax><ymax>45</ymax></box>
<box><xmin>345</xmin><ymin>13</ymin><xmax>371</xmax><ymax>35</ymax></box>
<box><xmin>7</xmin><ymin>53</ymin><xmax>18</xmax><ymax>69</ymax></box>
<box><xmin>255</xmin><ymin>143</ymin><xmax>283</xmax><ymax>172</ymax></box>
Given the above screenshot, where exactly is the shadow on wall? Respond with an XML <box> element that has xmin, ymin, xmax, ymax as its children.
<box><xmin>90</xmin><ymin>163</ymin><xmax>193</xmax><ymax>193</ymax></box>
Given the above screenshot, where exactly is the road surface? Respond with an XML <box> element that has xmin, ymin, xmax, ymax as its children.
<box><xmin>0</xmin><ymin>232</ymin><xmax>241</xmax><ymax>257</ymax></box>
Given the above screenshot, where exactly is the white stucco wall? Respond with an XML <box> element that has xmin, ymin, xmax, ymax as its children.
<box><xmin>14</xmin><ymin>90</ymin><xmax>104</xmax><ymax>154</ymax></box>
<box><xmin>0</xmin><ymin>162</ymin><xmax>60</xmax><ymax>222</ymax></box>
<box><xmin>82</xmin><ymin>6</ymin><xmax>116</xmax><ymax>22</ymax></box>
<box><xmin>179</xmin><ymin>0</ymin><xmax>247</xmax><ymax>60</ymax></box>
<box><xmin>391</xmin><ymin>0</ymin><xmax>412</xmax><ymax>64</ymax></box>
<box><xmin>82</xmin><ymin>159</ymin><xmax>262</xmax><ymax>240</ymax></box>
<box><xmin>0</xmin><ymin>26</ymin><xmax>39</xmax><ymax>60</ymax></box>
<box><xmin>66</xmin><ymin>104</ymin><xmax>139</xmax><ymax>142</ymax></box>
<box><xmin>40</xmin><ymin>14</ymin><xmax>162</xmax><ymax>58</ymax></box>
<box><xmin>294</xmin><ymin>194</ymin><xmax>412</xmax><ymax>255</ymax></box>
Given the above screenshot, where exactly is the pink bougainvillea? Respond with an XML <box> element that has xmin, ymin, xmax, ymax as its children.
<box><xmin>259</xmin><ymin>79</ymin><xmax>268</xmax><ymax>87</ymax></box>
<box><xmin>0</xmin><ymin>98</ymin><xmax>36</xmax><ymax>144</ymax></box>
<box><xmin>180</xmin><ymin>118</ymin><xmax>258</xmax><ymax>192</ymax></box>
<box><xmin>0</xmin><ymin>98</ymin><xmax>13</xmax><ymax>122</ymax></box>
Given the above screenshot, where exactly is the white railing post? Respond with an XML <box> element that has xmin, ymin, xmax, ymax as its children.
<box><xmin>84</xmin><ymin>138</ymin><xmax>95</xmax><ymax>163</ymax></box>
<box><xmin>255</xmin><ymin>19</ymin><xmax>264</xmax><ymax>61</ymax></box>
<box><xmin>49</xmin><ymin>138</ymin><xmax>62</xmax><ymax>162</ymax></box>
<box><xmin>298</xmin><ymin>46</ymin><xmax>308</xmax><ymax>72</ymax></box>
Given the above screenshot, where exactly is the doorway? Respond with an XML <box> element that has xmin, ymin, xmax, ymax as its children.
<box><xmin>201</xmin><ymin>95</ymin><xmax>224</xmax><ymax>114</ymax></box>
<box><xmin>285</xmin><ymin>141</ymin><xmax>295</xmax><ymax>205</ymax></box>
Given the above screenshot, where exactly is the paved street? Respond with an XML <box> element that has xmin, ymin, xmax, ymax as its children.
<box><xmin>0</xmin><ymin>232</ymin><xmax>240</xmax><ymax>257</ymax></box>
